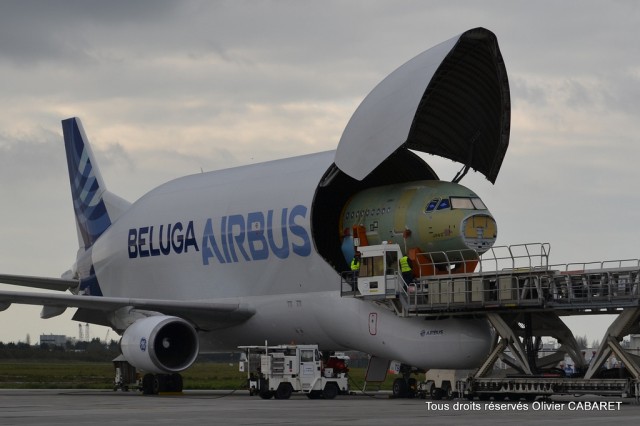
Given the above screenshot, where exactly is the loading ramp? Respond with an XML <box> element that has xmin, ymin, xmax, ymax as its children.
<box><xmin>341</xmin><ymin>243</ymin><xmax>640</xmax><ymax>399</ymax></box>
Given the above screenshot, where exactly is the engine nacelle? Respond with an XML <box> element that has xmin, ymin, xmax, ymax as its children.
<box><xmin>120</xmin><ymin>315</ymin><xmax>199</xmax><ymax>374</ymax></box>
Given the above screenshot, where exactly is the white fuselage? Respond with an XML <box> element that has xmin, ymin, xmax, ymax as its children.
<box><xmin>88</xmin><ymin>151</ymin><xmax>491</xmax><ymax>369</ymax></box>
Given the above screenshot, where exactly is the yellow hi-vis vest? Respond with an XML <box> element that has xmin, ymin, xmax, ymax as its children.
<box><xmin>351</xmin><ymin>258</ymin><xmax>360</xmax><ymax>271</ymax></box>
<box><xmin>400</xmin><ymin>256</ymin><xmax>412</xmax><ymax>273</ymax></box>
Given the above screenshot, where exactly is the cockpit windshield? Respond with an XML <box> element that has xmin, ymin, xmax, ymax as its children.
<box><xmin>450</xmin><ymin>197</ymin><xmax>487</xmax><ymax>210</ymax></box>
<box><xmin>450</xmin><ymin>197</ymin><xmax>474</xmax><ymax>209</ymax></box>
<box><xmin>425</xmin><ymin>198</ymin><xmax>439</xmax><ymax>212</ymax></box>
<box><xmin>425</xmin><ymin>196</ymin><xmax>487</xmax><ymax>213</ymax></box>
<box><xmin>471</xmin><ymin>198</ymin><xmax>487</xmax><ymax>209</ymax></box>
<box><xmin>436</xmin><ymin>199</ymin><xmax>450</xmax><ymax>210</ymax></box>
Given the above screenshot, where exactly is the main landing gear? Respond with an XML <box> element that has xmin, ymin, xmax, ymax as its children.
<box><xmin>391</xmin><ymin>364</ymin><xmax>420</xmax><ymax>398</ymax></box>
<box><xmin>141</xmin><ymin>373</ymin><xmax>184</xmax><ymax>395</ymax></box>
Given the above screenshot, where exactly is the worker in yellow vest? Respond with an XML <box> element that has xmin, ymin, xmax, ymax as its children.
<box><xmin>400</xmin><ymin>255</ymin><xmax>414</xmax><ymax>284</ymax></box>
<box><xmin>350</xmin><ymin>252</ymin><xmax>361</xmax><ymax>290</ymax></box>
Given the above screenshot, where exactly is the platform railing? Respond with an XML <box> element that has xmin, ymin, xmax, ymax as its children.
<box><xmin>403</xmin><ymin>243</ymin><xmax>640</xmax><ymax>314</ymax></box>
<box><xmin>340</xmin><ymin>243</ymin><xmax>640</xmax><ymax>316</ymax></box>
<box><xmin>400</xmin><ymin>271</ymin><xmax>640</xmax><ymax>314</ymax></box>
<box><xmin>553</xmin><ymin>258</ymin><xmax>640</xmax><ymax>272</ymax></box>
<box><xmin>477</xmin><ymin>242</ymin><xmax>551</xmax><ymax>274</ymax></box>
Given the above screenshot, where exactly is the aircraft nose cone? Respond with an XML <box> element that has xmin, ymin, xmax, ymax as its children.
<box><xmin>461</xmin><ymin>214</ymin><xmax>497</xmax><ymax>254</ymax></box>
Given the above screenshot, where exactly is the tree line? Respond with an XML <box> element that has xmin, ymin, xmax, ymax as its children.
<box><xmin>0</xmin><ymin>339</ymin><xmax>374</xmax><ymax>367</ymax></box>
<box><xmin>0</xmin><ymin>339</ymin><xmax>120</xmax><ymax>362</ymax></box>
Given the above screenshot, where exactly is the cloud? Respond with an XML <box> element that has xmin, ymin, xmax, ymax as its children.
<box><xmin>0</xmin><ymin>0</ymin><xmax>180</xmax><ymax>65</ymax></box>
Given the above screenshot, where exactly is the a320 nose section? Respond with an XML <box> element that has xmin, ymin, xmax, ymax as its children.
<box><xmin>461</xmin><ymin>214</ymin><xmax>497</xmax><ymax>254</ymax></box>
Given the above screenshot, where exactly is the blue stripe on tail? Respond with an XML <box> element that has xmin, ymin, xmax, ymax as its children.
<box><xmin>62</xmin><ymin>117</ymin><xmax>111</xmax><ymax>249</ymax></box>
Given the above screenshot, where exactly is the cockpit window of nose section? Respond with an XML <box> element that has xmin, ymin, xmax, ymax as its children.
<box><xmin>450</xmin><ymin>197</ymin><xmax>487</xmax><ymax>210</ymax></box>
<box><xmin>426</xmin><ymin>197</ymin><xmax>488</xmax><ymax>213</ymax></box>
<box><xmin>425</xmin><ymin>198</ymin><xmax>439</xmax><ymax>212</ymax></box>
<box><xmin>437</xmin><ymin>199</ymin><xmax>450</xmax><ymax>210</ymax></box>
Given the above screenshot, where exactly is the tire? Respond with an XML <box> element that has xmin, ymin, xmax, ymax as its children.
<box><xmin>259</xmin><ymin>390</ymin><xmax>274</xmax><ymax>399</ymax></box>
<box><xmin>275</xmin><ymin>383</ymin><xmax>293</xmax><ymax>400</ymax></box>
<box><xmin>258</xmin><ymin>378</ymin><xmax>271</xmax><ymax>399</ymax></box>
<box><xmin>307</xmin><ymin>390</ymin><xmax>322</xmax><ymax>399</ymax></box>
<box><xmin>392</xmin><ymin>378</ymin><xmax>409</xmax><ymax>398</ymax></box>
<box><xmin>441</xmin><ymin>381</ymin><xmax>453</xmax><ymax>400</ymax></box>
<box><xmin>142</xmin><ymin>374</ymin><xmax>155</xmax><ymax>395</ymax></box>
<box><xmin>322</xmin><ymin>383</ymin><xmax>338</xmax><ymax>400</ymax></box>
<box><xmin>152</xmin><ymin>375</ymin><xmax>162</xmax><ymax>395</ymax></box>
<box><xmin>169</xmin><ymin>373</ymin><xmax>183</xmax><ymax>392</ymax></box>
<box><xmin>431</xmin><ymin>387</ymin><xmax>444</xmax><ymax>400</ymax></box>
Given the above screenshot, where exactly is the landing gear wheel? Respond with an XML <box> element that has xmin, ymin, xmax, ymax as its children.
<box><xmin>322</xmin><ymin>383</ymin><xmax>338</xmax><ymax>400</ymax></box>
<box><xmin>275</xmin><ymin>383</ymin><xmax>292</xmax><ymax>400</ymax></box>
<box><xmin>142</xmin><ymin>373</ymin><xmax>156</xmax><ymax>395</ymax></box>
<box><xmin>392</xmin><ymin>378</ymin><xmax>409</xmax><ymax>398</ymax></box>
<box><xmin>168</xmin><ymin>373</ymin><xmax>183</xmax><ymax>392</ymax></box>
<box><xmin>152</xmin><ymin>375</ymin><xmax>162</xmax><ymax>395</ymax></box>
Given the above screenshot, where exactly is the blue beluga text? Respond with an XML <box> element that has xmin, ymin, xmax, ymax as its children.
<box><xmin>127</xmin><ymin>205</ymin><xmax>311</xmax><ymax>265</ymax></box>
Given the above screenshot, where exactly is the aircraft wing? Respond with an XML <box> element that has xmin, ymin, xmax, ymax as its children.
<box><xmin>0</xmin><ymin>273</ymin><xmax>78</xmax><ymax>292</ymax></box>
<box><xmin>0</xmin><ymin>288</ymin><xmax>255</xmax><ymax>330</ymax></box>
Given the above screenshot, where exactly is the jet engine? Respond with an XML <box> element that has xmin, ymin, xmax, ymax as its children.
<box><xmin>120</xmin><ymin>315</ymin><xmax>199</xmax><ymax>374</ymax></box>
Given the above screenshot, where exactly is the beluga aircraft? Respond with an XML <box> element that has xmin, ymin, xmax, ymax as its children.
<box><xmin>0</xmin><ymin>27</ymin><xmax>510</xmax><ymax>396</ymax></box>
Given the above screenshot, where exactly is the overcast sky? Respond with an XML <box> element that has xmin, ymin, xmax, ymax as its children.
<box><xmin>1</xmin><ymin>1</ymin><xmax>639</xmax><ymax>346</ymax></box>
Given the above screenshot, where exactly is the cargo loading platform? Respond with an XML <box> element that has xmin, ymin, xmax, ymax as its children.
<box><xmin>341</xmin><ymin>243</ymin><xmax>640</xmax><ymax>399</ymax></box>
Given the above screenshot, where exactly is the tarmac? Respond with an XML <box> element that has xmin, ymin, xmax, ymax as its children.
<box><xmin>0</xmin><ymin>390</ymin><xmax>637</xmax><ymax>425</ymax></box>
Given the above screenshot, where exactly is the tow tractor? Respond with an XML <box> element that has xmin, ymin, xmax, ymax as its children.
<box><xmin>239</xmin><ymin>344</ymin><xmax>349</xmax><ymax>399</ymax></box>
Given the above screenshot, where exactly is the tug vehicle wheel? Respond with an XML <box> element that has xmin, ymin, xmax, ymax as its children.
<box><xmin>275</xmin><ymin>383</ymin><xmax>293</xmax><ymax>400</ymax></box>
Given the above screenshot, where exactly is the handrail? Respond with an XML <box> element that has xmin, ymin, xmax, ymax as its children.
<box><xmin>339</xmin><ymin>242</ymin><xmax>640</xmax><ymax>317</ymax></box>
<box><xmin>415</xmin><ymin>243</ymin><xmax>551</xmax><ymax>278</ymax></box>
<box><xmin>480</xmin><ymin>243</ymin><xmax>551</xmax><ymax>273</ymax></box>
<box><xmin>554</xmin><ymin>259</ymin><xmax>640</xmax><ymax>272</ymax></box>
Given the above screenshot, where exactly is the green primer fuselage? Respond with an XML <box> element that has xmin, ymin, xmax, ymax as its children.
<box><xmin>340</xmin><ymin>180</ymin><xmax>497</xmax><ymax>260</ymax></box>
